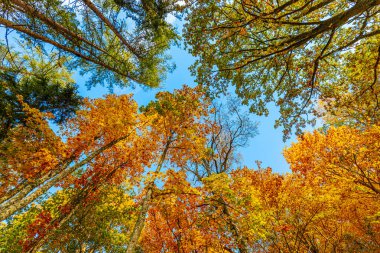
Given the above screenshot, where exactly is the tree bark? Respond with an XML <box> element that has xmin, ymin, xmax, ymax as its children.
<box><xmin>0</xmin><ymin>18</ymin><xmax>142</xmax><ymax>85</ymax></box>
<box><xmin>27</xmin><ymin>159</ymin><xmax>126</xmax><ymax>253</ymax></box>
<box><xmin>80</xmin><ymin>0</ymin><xmax>142</xmax><ymax>59</ymax></box>
<box><xmin>219</xmin><ymin>197</ymin><xmax>248</xmax><ymax>253</ymax></box>
<box><xmin>0</xmin><ymin>134</ymin><xmax>131</xmax><ymax>221</ymax></box>
<box><xmin>126</xmin><ymin>139</ymin><xmax>171</xmax><ymax>253</ymax></box>
<box><xmin>10</xmin><ymin>0</ymin><xmax>107</xmax><ymax>55</ymax></box>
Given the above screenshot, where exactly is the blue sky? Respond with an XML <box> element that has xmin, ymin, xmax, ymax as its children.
<box><xmin>76</xmin><ymin>28</ymin><xmax>298</xmax><ymax>175</ymax></box>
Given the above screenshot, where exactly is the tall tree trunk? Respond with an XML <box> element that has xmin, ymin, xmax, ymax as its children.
<box><xmin>126</xmin><ymin>139</ymin><xmax>171</xmax><ymax>253</ymax></box>
<box><xmin>10</xmin><ymin>0</ymin><xmax>107</xmax><ymax>54</ymax></box>
<box><xmin>219</xmin><ymin>197</ymin><xmax>248</xmax><ymax>253</ymax></box>
<box><xmin>27</xmin><ymin>160</ymin><xmax>126</xmax><ymax>253</ymax></box>
<box><xmin>126</xmin><ymin>184</ymin><xmax>154</xmax><ymax>253</ymax></box>
<box><xmin>0</xmin><ymin>18</ymin><xmax>141</xmax><ymax>84</ymax></box>
<box><xmin>0</xmin><ymin>134</ymin><xmax>131</xmax><ymax>221</ymax></box>
<box><xmin>80</xmin><ymin>0</ymin><xmax>141</xmax><ymax>59</ymax></box>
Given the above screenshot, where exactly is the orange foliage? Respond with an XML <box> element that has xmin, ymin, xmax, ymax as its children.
<box><xmin>0</xmin><ymin>97</ymin><xmax>66</xmax><ymax>196</ymax></box>
<box><xmin>2</xmin><ymin>88</ymin><xmax>380</xmax><ymax>253</ymax></box>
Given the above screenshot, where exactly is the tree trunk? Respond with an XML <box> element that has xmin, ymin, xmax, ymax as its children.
<box><xmin>219</xmin><ymin>197</ymin><xmax>249</xmax><ymax>253</ymax></box>
<box><xmin>27</xmin><ymin>159</ymin><xmax>125</xmax><ymax>253</ymax></box>
<box><xmin>126</xmin><ymin>185</ymin><xmax>153</xmax><ymax>253</ymax></box>
<box><xmin>126</xmin><ymin>139</ymin><xmax>171</xmax><ymax>253</ymax></box>
<box><xmin>0</xmin><ymin>134</ymin><xmax>131</xmax><ymax>221</ymax></box>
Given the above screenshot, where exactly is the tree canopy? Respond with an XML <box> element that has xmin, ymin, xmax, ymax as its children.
<box><xmin>1</xmin><ymin>0</ymin><xmax>380</xmax><ymax>252</ymax></box>
<box><xmin>0</xmin><ymin>0</ymin><xmax>183</xmax><ymax>88</ymax></box>
<box><xmin>184</xmin><ymin>0</ymin><xmax>380</xmax><ymax>138</ymax></box>
<box><xmin>0</xmin><ymin>43</ymin><xmax>82</xmax><ymax>140</ymax></box>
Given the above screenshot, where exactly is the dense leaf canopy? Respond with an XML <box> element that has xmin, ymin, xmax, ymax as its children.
<box><xmin>184</xmin><ymin>0</ymin><xmax>380</xmax><ymax>138</ymax></box>
<box><xmin>0</xmin><ymin>1</ymin><xmax>380</xmax><ymax>252</ymax></box>
<box><xmin>0</xmin><ymin>0</ymin><xmax>182</xmax><ymax>88</ymax></box>
<box><xmin>0</xmin><ymin>44</ymin><xmax>82</xmax><ymax>140</ymax></box>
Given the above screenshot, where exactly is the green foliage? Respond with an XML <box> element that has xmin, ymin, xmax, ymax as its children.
<box><xmin>0</xmin><ymin>0</ymin><xmax>182</xmax><ymax>88</ymax></box>
<box><xmin>39</xmin><ymin>186</ymin><xmax>136</xmax><ymax>253</ymax></box>
<box><xmin>0</xmin><ymin>44</ymin><xmax>82</xmax><ymax>139</ymax></box>
<box><xmin>184</xmin><ymin>0</ymin><xmax>380</xmax><ymax>139</ymax></box>
<box><xmin>0</xmin><ymin>186</ymin><xmax>136</xmax><ymax>253</ymax></box>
